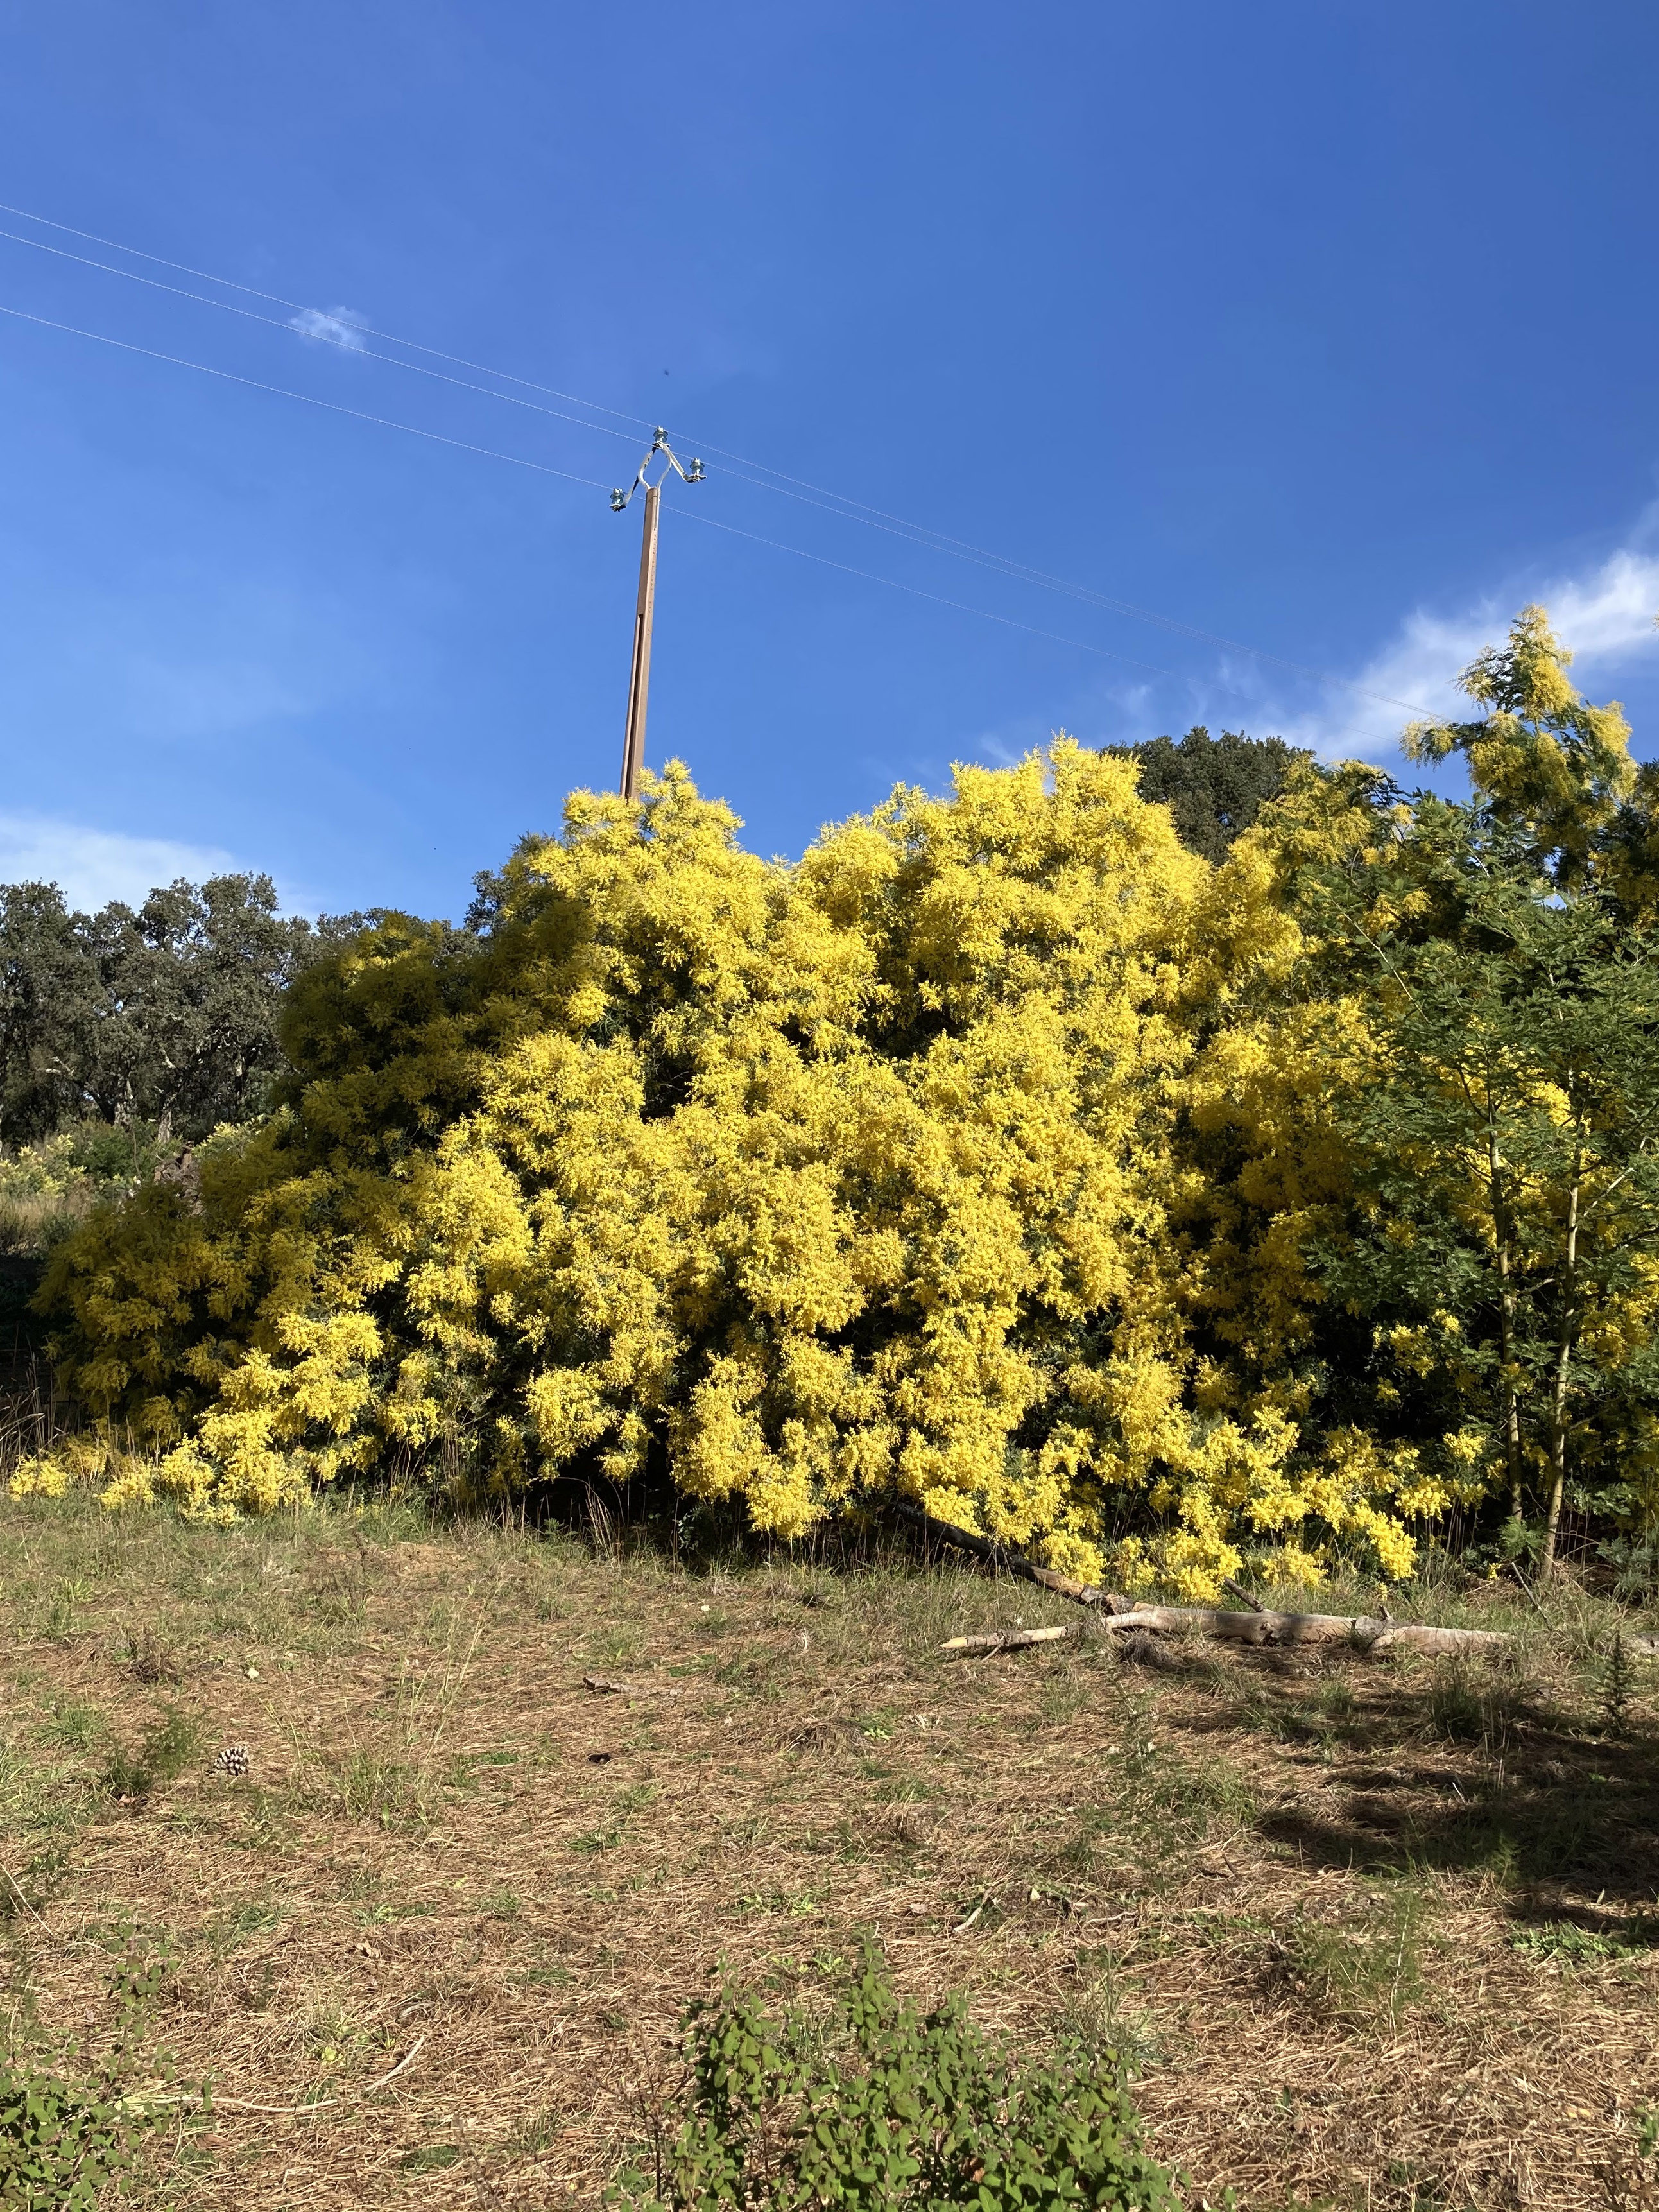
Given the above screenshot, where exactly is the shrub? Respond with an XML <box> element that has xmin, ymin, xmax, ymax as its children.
<box><xmin>0</xmin><ymin>1937</ymin><xmax>193</xmax><ymax>2208</ymax></box>
<box><xmin>27</xmin><ymin>751</ymin><xmax>1438</xmax><ymax>1598</ymax></box>
<box><xmin>0</xmin><ymin>2057</ymin><xmax>155</xmax><ymax>2209</ymax></box>
<box><xmin>611</xmin><ymin>1939</ymin><xmax>1183</xmax><ymax>2211</ymax></box>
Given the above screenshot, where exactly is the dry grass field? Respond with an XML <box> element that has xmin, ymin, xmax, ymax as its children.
<box><xmin>3</xmin><ymin>1493</ymin><xmax>1658</xmax><ymax>2210</ymax></box>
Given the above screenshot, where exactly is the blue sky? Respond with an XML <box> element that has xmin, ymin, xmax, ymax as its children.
<box><xmin>3</xmin><ymin>1</ymin><xmax>1658</xmax><ymax>918</ymax></box>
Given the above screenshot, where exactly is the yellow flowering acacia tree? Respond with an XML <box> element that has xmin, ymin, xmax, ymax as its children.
<box><xmin>1287</xmin><ymin>610</ymin><xmax>1659</xmax><ymax>1575</ymax></box>
<box><xmin>28</xmin><ymin>742</ymin><xmax>1454</xmax><ymax>1593</ymax></box>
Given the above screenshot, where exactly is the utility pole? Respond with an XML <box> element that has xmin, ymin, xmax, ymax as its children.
<box><xmin>611</xmin><ymin>429</ymin><xmax>704</xmax><ymax>801</ymax></box>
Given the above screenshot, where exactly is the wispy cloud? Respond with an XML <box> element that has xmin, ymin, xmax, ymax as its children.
<box><xmin>1249</xmin><ymin>535</ymin><xmax>1659</xmax><ymax>768</ymax></box>
<box><xmin>288</xmin><ymin>304</ymin><xmax>370</xmax><ymax>352</ymax></box>
<box><xmin>1336</xmin><ymin>548</ymin><xmax>1659</xmax><ymax>751</ymax></box>
<box><xmin>0</xmin><ymin>815</ymin><xmax>237</xmax><ymax>911</ymax></box>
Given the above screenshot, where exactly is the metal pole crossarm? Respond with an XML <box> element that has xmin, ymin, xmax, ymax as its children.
<box><xmin>610</xmin><ymin>426</ymin><xmax>705</xmax><ymax>513</ymax></box>
<box><xmin>611</xmin><ymin>431</ymin><xmax>705</xmax><ymax>802</ymax></box>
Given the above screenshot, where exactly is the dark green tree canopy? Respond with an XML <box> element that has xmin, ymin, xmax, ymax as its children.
<box><xmin>1105</xmin><ymin>725</ymin><xmax>1316</xmax><ymax>863</ymax></box>
<box><xmin>0</xmin><ymin>874</ymin><xmax>363</xmax><ymax>1149</ymax></box>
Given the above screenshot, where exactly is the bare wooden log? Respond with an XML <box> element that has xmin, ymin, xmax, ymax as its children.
<box><xmin>941</xmin><ymin>1625</ymin><xmax>1071</xmax><ymax>1656</ymax></box>
<box><xmin>1100</xmin><ymin>1604</ymin><xmax>1373</xmax><ymax>1645</ymax></box>
<box><xmin>1366</xmin><ymin>1623</ymin><xmax>1511</xmax><ymax>1656</ymax></box>
<box><xmin>906</xmin><ymin>1503</ymin><xmax>1518</xmax><ymax>1659</ymax></box>
<box><xmin>940</xmin><ymin>1607</ymin><xmax>1513</xmax><ymax>1658</ymax></box>
<box><xmin>1104</xmin><ymin>1605</ymin><xmax>1509</xmax><ymax>1653</ymax></box>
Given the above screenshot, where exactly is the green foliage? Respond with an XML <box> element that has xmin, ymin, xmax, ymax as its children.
<box><xmin>0</xmin><ymin>2058</ymin><xmax>153</xmax><ymax>2208</ymax></box>
<box><xmin>399</xmin><ymin>2144</ymin><xmax>462</xmax><ymax>2172</ymax></box>
<box><xmin>0</xmin><ymin>1933</ymin><xmax>190</xmax><ymax>2208</ymax></box>
<box><xmin>1509</xmin><ymin>1919</ymin><xmax>1651</xmax><ymax>1966</ymax></box>
<box><xmin>0</xmin><ymin>870</ymin><xmax>363</xmax><ymax>1151</ymax></box>
<box><xmin>612</xmin><ymin>1939</ymin><xmax>1183</xmax><ymax>2211</ymax></box>
<box><xmin>1285</xmin><ymin>1883</ymin><xmax>1428</xmax><ymax>2030</ymax></box>
<box><xmin>1106</xmin><ymin>725</ymin><xmax>1313</xmax><ymax>865</ymax></box>
<box><xmin>1297</xmin><ymin>609</ymin><xmax>1659</xmax><ymax>1569</ymax></box>
<box><xmin>1425</xmin><ymin>1657</ymin><xmax>1532</xmax><ymax>1754</ymax></box>
<box><xmin>100</xmin><ymin>1706</ymin><xmax>201</xmax><ymax>1801</ymax></box>
<box><xmin>1402</xmin><ymin>604</ymin><xmax>1635</xmax><ymax>892</ymax></box>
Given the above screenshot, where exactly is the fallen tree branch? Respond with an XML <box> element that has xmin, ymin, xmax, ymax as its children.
<box><xmin>137</xmin><ymin>2038</ymin><xmax>425</xmax><ymax>2116</ymax></box>
<box><xmin>1097</xmin><ymin>1604</ymin><xmax>1506</xmax><ymax>1654</ymax></box>
<box><xmin>907</xmin><ymin>1502</ymin><xmax>1515</xmax><ymax>1658</ymax></box>
<box><xmin>941</xmin><ymin>1626</ymin><xmax>1071</xmax><ymax>1655</ymax></box>
<box><xmin>941</xmin><ymin>1606</ymin><xmax>1511</xmax><ymax>1658</ymax></box>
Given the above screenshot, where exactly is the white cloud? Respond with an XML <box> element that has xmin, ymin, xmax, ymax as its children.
<box><xmin>1540</xmin><ymin>548</ymin><xmax>1659</xmax><ymax>661</ymax></box>
<box><xmin>0</xmin><ymin>815</ymin><xmax>238</xmax><ymax>912</ymax></box>
<box><xmin>1273</xmin><ymin>540</ymin><xmax>1659</xmax><ymax>766</ymax></box>
<box><xmin>288</xmin><ymin>305</ymin><xmax>370</xmax><ymax>352</ymax></box>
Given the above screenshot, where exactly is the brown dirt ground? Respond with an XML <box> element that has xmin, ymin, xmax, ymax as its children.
<box><xmin>3</xmin><ymin>1499</ymin><xmax>1658</xmax><ymax>2210</ymax></box>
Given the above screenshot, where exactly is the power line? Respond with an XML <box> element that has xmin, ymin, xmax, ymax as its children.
<box><xmin>0</xmin><ymin>303</ymin><xmax>610</xmax><ymax>490</ymax></box>
<box><xmin>0</xmin><ymin>198</ymin><xmax>1444</xmax><ymax>719</ymax></box>
<box><xmin>678</xmin><ymin>509</ymin><xmax>1400</xmax><ymax>750</ymax></box>
<box><xmin>707</xmin><ymin>458</ymin><xmax>1439</xmax><ymax>714</ymax></box>
<box><xmin>0</xmin><ymin>295</ymin><xmax>1400</xmax><ymax>747</ymax></box>
<box><xmin>0</xmin><ymin>200</ymin><xmax>655</xmax><ymax>435</ymax></box>
<box><xmin>0</xmin><ymin>224</ymin><xmax>641</xmax><ymax>451</ymax></box>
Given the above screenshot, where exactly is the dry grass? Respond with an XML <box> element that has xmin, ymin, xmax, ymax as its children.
<box><xmin>2</xmin><ymin>1494</ymin><xmax>1658</xmax><ymax>2209</ymax></box>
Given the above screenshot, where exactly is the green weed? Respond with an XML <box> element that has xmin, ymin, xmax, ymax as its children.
<box><xmin>119</xmin><ymin>1621</ymin><xmax>182</xmax><ymax>1686</ymax></box>
<box><xmin>207</xmin><ymin>1899</ymin><xmax>286</xmax><ymax>1957</ymax></box>
<box><xmin>44</xmin><ymin>1577</ymin><xmax>92</xmax><ymax>1639</ymax></box>
<box><xmin>1285</xmin><ymin>1882</ymin><xmax>1429</xmax><ymax>2029</ymax></box>
<box><xmin>399</xmin><ymin>2141</ymin><xmax>461</xmax><ymax>2173</ymax></box>
<box><xmin>1599</xmin><ymin>1631</ymin><xmax>1637</xmax><ymax>1736</ymax></box>
<box><xmin>1509</xmin><ymin>1919</ymin><xmax>1649</xmax><ymax>1966</ymax></box>
<box><xmin>611</xmin><ymin>1937</ymin><xmax>1181</xmax><ymax>2211</ymax></box>
<box><xmin>571</xmin><ymin>1820</ymin><xmax>624</xmax><ymax>1853</ymax></box>
<box><xmin>100</xmin><ymin>1707</ymin><xmax>200</xmax><ymax>1801</ymax></box>
<box><xmin>298</xmin><ymin>1620</ymin><xmax>482</xmax><ymax>1828</ymax></box>
<box><xmin>38</xmin><ymin>1700</ymin><xmax>100</xmax><ymax>1752</ymax></box>
<box><xmin>1060</xmin><ymin>1954</ymin><xmax>1166</xmax><ymax>2073</ymax></box>
<box><xmin>1426</xmin><ymin>1657</ymin><xmax>1533</xmax><ymax>1754</ymax></box>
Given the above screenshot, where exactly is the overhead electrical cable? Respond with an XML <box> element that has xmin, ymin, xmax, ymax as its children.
<box><xmin>706</xmin><ymin>458</ymin><xmax>1439</xmax><ymax>713</ymax></box>
<box><xmin>0</xmin><ymin>304</ymin><xmax>611</xmax><ymax>490</ymax></box>
<box><xmin>676</xmin><ymin>508</ymin><xmax>1399</xmax><ymax>750</ymax></box>
<box><xmin>0</xmin><ymin>200</ymin><xmax>654</xmax><ymax>435</ymax></box>
<box><xmin>0</xmin><ymin>294</ymin><xmax>1400</xmax><ymax>748</ymax></box>
<box><xmin>0</xmin><ymin>225</ymin><xmax>642</xmax><ymax>449</ymax></box>
<box><xmin>0</xmin><ymin>198</ymin><xmax>1444</xmax><ymax>718</ymax></box>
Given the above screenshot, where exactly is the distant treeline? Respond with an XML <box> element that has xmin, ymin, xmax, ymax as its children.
<box><xmin>0</xmin><ymin>875</ymin><xmax>374</xmax><ymax>1150</ymax></box>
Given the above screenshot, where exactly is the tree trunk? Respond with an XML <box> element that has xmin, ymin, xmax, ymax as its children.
<box><xmin>1489</xmin><ymin>1116</ymin><xmax>1524</xmax><ymax>1523</ymax></box>
<box><xmin>1540</xmin><ymin>1172</ymin><xmax>1581</xmax><ymax>1579</ymax></box>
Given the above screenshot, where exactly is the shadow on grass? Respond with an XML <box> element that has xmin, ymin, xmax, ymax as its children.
<box><xmin>1247</xmin><ymin>1693</ymin><xmax>1659</xmax><ymax>1928</ymax></box>
<box><xmin>1129</xmin><ymin>1634</ymin><xmax>1659</xmax><ymax>1927</ymax></box>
